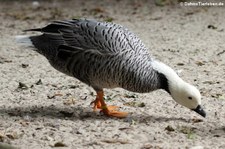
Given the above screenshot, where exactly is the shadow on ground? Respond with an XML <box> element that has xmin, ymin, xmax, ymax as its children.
<box><xmin>0</xmin><ymin>104</ymin><xmax>188</xmax><ymax>123</ymax></box>
<box><xmin>1</xmin><ymin>105</ymin><xmax>224</xmax><ymax>138</ymax></box>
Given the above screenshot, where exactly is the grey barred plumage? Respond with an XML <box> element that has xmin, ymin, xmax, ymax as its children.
<box><xmin>16</xmin><ymin>18</ymin><xmax>206</xmax><ymax>118</ymax></box>
<box><xmin>26</xmin><ymin>19</ymin><xmax>164</xmax><ymax>93</ymax></box>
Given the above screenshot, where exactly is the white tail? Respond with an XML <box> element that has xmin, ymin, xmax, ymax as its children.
<box><xmin>15</xmin><ymin>35</ymin><xmax>34</xmax><ymax>47</ymax></box>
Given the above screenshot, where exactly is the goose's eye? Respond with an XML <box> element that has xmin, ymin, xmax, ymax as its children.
<box><xmin>188</xmin><ymin>96</ymin><xmax>192</xmax><ymax>100</ymax></box>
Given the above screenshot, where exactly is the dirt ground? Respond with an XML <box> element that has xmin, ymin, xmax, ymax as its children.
<box><xmin>0</xmin><ymin>0</ymin><xmax>225</xmax><ymax>149</ymax></box>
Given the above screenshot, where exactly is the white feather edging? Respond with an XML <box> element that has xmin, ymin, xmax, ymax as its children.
<box><xmin>15</xmin><ymin>35</ymin><xmax>34</xmax><ymax>47</ymax></box>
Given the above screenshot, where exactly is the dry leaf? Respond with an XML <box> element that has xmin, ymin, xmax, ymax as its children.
<box><xmin>21</xmin><ymin>64</ymin><xmax>29</xmax><ymax>68</ymax></box>
<box><xmin>202</xmin><ymin>80</ymin><xmax>214</xmax><ymax>84</ymax></box>
<box><xmin>195</xmin><ymin>61</ymin><xmax>205</xmax><ymax>66</ymax></box>
<box><xmin>47</xmin><ymin>93</ymin><xmax>63</xmax><ymax>99</ymax></box>
<box><xmin>177</xmin><ymin>62</ymin><xmax>185</xmax><ymax>66</ymax></box>
<box><xmin>165</xmin><ymin>125</ymin><xmax>175</xmax><ymax>131</ymax></box>
<box><xmin>118</xmin><ymin>127</ymin><xmax>133</xmax><ymax>131</ymax></box>
<box><xmin>54</xmin><ymin>93</ymin><xmax>63</xmax><ymax>96</ymax></box>
<box><xmin>124</xmin><ymin>102</ymin><xmax>136</xmax><ymax>107</ymax></box>
<box><xmin>101</xmin><ymin>139</ymin><xmax>129</xmax><ymax>144</ymax></box>
<box><xmin>17</xmin><ymin>82</ymin><xmax>29</xmax><ymax>90</ymax></box>
<box><xmin>20</xmin><ymin>121</ymin><xmax>29</xmax><ymax>126</ymax></box>
<box><xmin>90</xmin><ymin>7</ymin><xmax>105</xmax><ymax>15</ymax></box>
<box><xmin>124</xmin><ymin>93</ymin><xmax>138</xmax><ymax>98</ymax></box>
<box><xmin>35</xmin><ymin>79</ymin><xmax>42</xmax><ymax>85</ymax></box>
<box><xmin>208</xmin><ymin>25</ymin><xmax>217</xmax><ymax>29</ymax></box>
<box><xmin>0</xmin><ymin>57</ymin><xmax>12</xmax><ymax>64</ymax></box>
<box><xmin>179</xmin><ymin>126</ymin><xmax>196</xmax><ymax>135</ymax></box>
<box><xmin>218</xmin><ymin>95</ymin><xmax>225</xmax><ymax>100</ymax></box>
<box><xmin>141</xmin><ymin>144</ymin><xmax>162</xmax><ymax>149</ymax></box>
<box><xmin>155</xmin><ymin>0</ymin><xmax>170</xmax><ymax>6</ymax></box>
<box><xmin>63</xmin><ymin>98</ymin><xmax>76</xmax><ymax>105</ymax></box>
<box><xmin>217</xmin><ymin>50</ymin><xmax>225</xmax><ymax>56</ymax></box>
<box><xmin>53</xmin><ymin>141</ymin><xmax>67</xmax><ymax>147</ymax></box>
<box><xmin>105</xmin><ymin>17</ymin><xmax>114</xmax><ymax>22</ymax></box>
<box><xmin>0</xmin><ymin>132</ymin><xmax>5</xmax><ymax>142</ymax></box>
<box><xmin>191</xmin><ymin>118</ymin><xmax>203</xmax><ymax>123</ymax></box>
<box><xmin>5</xmin><ymin>132</ymin><xmax>19</xmax><ymax>140</ymax></box>
<box><xmin>124</xmin><ymin>101</ymin><xmax>145</xmax><ymax>107</ymax></box>
<box><xmin>138</xmin><ymin>102</ymin><xmax>145</xmax><ymax>107</ymax></box>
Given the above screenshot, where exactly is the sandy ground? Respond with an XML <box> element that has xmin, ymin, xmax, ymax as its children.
<box><xmin>0</xmin><ymin>0</ymin><xmax>225</xmax><ymax>149</ymax></box>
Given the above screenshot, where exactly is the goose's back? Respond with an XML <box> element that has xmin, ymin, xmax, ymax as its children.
<box><xmin>28</xmin><ymin>19</ymin><xmax>159</xmax><ymax>92</ymax></box>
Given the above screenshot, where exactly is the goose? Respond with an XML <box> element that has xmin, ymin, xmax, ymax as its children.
<box><xmin>16</xmin><ymin>19</ymin><xmax>206</xmax><ymax>118</ymax></box>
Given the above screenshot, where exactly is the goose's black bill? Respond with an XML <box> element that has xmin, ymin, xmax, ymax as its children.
<box><xmin>192</xmin><ymin>105</ymin><xmax>206</xmax><ymax>118</ymax></box>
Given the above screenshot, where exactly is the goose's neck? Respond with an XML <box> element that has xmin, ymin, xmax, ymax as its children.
<box><xmin>152</xmin><ymin>60</ymin><xmax>184</xmax><ymax>94</ymax></box>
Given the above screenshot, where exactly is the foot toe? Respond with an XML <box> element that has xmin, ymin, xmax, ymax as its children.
<box><xmin>101</xmin><ymin>109</ymin><xmax>128</xmax><ymax>118</ymax></box>
<box><xmin>106</xmin><ymin>105</ymin><xmax>119</xmax><ymax>111</ymax></box>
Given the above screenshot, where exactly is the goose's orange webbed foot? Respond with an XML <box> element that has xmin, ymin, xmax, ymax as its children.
<box><xmin>100</xmin><ymin>108</ymin><xmax>128</xmax><ymax>118</ymax></box>
<box><xmin>91</xmin><ymin>91</ymin><xmax>128</xmax><ymax>118</ymax></box>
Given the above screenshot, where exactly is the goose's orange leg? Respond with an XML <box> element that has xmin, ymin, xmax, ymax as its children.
<box><xmin>92</xmin><ymin>92</ymin><xmax>118</xmax><ymax>111</ymax></box>
<box><xmin>91</xmin><ymin>91</ymin><xmax>128</xmax><ymax>118</ymax></box>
